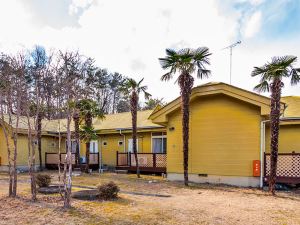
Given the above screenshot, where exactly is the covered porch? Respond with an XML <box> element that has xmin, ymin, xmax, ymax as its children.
<box><xmin>45</xmin><ymin>152</ymin><xmax>100</xmax><ymax>170</ymax></box>
<box><xmin>116</xmin><ymin>151</ymin><xmax>167</xmax><ymax>173</ymax></box>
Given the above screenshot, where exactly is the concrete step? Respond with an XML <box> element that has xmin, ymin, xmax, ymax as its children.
<box><xmin>115</xmin><ymin>170</ymin><xmax>128</xmax><ymax>174</ymax></box>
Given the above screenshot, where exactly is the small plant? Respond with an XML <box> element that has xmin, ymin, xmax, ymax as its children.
<box><xmin>36</xmin><ymin>174</ymin><xmax>51</xmax><ymax>188</ymax></box>
<box><xmin>97</xmin><ymin>182</ymin><xmax>120</xmax><ymax>200</ymax></box>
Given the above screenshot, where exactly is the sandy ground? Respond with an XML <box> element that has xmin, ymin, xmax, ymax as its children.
<box><xmin>0</xmin><ymin>172</ymin><xmax>300</xmax><ymax>225</ymax></box>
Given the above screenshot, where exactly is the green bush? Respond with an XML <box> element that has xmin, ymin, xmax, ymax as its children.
<box><xmin>36</xmin><ymin>174</ymin><xmax>51</xmax><ymax>188</ymax></box>
<box><xmin>97</xmin><ymin>182</ymin><xmax>120</xmax><ymax>200</ymax></box>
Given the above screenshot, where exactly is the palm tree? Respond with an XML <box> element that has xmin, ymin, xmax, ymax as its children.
<box><xmin>123</xmin><ymin>78</ymin><xmax>151</xmax><ymax>178</ymax></box>
<box><xmin>159</xmin><ymin>47</ymin><xmax>211</xmax><ymax>186</ymax></box>
<box><xmin>251</xmin><ymin>56</ymin><xmax>300</xmax><ymax>195</ymax></box>
<box><xmin>76</xmin><ymin>99</ymin><xmax>103</xmax><ymax>172</ymax></box>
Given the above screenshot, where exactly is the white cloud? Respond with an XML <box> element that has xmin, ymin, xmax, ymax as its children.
<box><xmin>0</xmin><ymin>0</ymin><xmax>299</xmax><ymax>101</ymax></box>
<box><xmin>69</xmin><ymin>0</ymin><xmax>94</xmax><ymax>15</ymax></box>
<box><xmin>243</xmin><ymin>11</ymin><xmax>262</xmax><ymax>38</ymax></box>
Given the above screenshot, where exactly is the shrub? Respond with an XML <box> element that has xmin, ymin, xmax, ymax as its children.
<box><xmin>97</xmin><ymin>182</ymin><xmax>120</xmax><ymax>200</ymax></box>
<box><xmin>36</xmin><ymin>174</ymin><xmax>51</xmax><ymax>188</ymax></box>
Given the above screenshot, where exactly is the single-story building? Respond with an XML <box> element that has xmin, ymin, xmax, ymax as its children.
<box><xmin>149</xmin><ymin>82</ymin><xmax>300</xmax><ymax>187</ymax></box>
<box><xmin>0</xmin><ymin>82</ymin><xmax>299</xmax><ymax>187</ymax></box>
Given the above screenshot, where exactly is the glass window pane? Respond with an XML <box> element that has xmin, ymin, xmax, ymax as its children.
<box><xmin>152</xmin><ymin>138</ymin><xmax>162</xmax><ymax>153</ymax></box>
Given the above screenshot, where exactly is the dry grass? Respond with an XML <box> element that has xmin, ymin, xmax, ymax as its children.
<box><xmin>0</xmin><ymin>171</ymin><xmax>300</xmax><ymax>225</ymax></box>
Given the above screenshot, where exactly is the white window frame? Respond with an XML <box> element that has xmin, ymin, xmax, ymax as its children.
<box><xmin>151</xmin><ymin>132</ymin><xmax>167</xmax><ymax>153</ymax></box>
<box><xmin>90</xmin><ymin>140</ymin><xmax>99</xmax><ymax>153</ymax></box>
<box><xmin>66</xmin><ymin>139</ymin><xmax>79</xmax><ymax>153</ymax></box>
<box><xmin>128</xmin><ymin>138</ymin><xmax>139</xmax><ymax>153</ymax></box>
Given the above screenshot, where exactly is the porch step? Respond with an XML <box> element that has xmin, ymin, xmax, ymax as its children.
<box><xmin>115</xmin><ymin>169</ymin><xmax>128</xmax><ymax>174</ymax></box>
<box><xmin>73</xmin><ymin>167</ymin><xmax>82</xmax><ymax>176</ymax></box>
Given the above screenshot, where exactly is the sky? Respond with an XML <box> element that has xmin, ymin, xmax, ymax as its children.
<box><xmin>0</xmin><ymin>0</ymin><xmax>300</xmax><ymax>102</ymax></box>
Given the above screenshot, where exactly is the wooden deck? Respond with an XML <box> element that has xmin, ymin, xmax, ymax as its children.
<box><xmin>45</xmin><ymin>152</ymin><xmax>99</xmax><ymax>170</ymax></box>
<box><xmin>116</xmin><ymin>151</ymin><xmax>166</xmax><ymax>173</ymax></box>
<box><xmin>264</xmin><ymin>152</ymin><xmax>300</xmax><ymax>184</ymax></box>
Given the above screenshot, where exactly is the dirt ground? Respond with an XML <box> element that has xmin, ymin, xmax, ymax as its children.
<box><xmin>0</xmin><ymin>171</ymin><xmax>300</xmax><ymax>225</ymax></box>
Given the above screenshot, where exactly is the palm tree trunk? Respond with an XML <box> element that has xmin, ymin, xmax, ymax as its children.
<box><xmin>130</xmin><ymin>91</ymin><xmax>140</xmax><ymax>178</ymax></box>
<box><xmin>178</xmin><ymin>73</ymin><xmax>194</xmax><ymax>186</ymax></box>
<box><xmin>85</xmin><ymin>112</ymin><xmax>92</xmax><ymax>173</ymax></box>
<box><xmin>269</xmin><ymin>79</ymin><xmax>282</xmax><ymax>195</ymax></box>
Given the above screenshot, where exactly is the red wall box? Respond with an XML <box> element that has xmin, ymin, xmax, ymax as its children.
<box><xmin>253</xmin><ymin>160</ymin><xmax>260</xmax><ymax>177</ymax></box>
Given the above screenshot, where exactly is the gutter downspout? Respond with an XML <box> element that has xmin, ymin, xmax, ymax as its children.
<box><xmin>98</xmin><ymin>136</ymin><xmax>102</xmax><ymax>173</ymax></box>
<box><xmin>259</xmin><ymin>117</ymin><xmax>300</xmax><ymax>188</ymax></box>
<box><xmin>260</xmin><ymin>120</ymin><xmax>269</xmax><ymax>188</ymax></box>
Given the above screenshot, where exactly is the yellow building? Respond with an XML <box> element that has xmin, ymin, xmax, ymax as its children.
<box><xmin>0</xmin><ymin>82</ymin><xmax>299</xmax><ymax>187</ymax></box>
<box><xmin>0</xmin><ymin>110</ymin><xmax>166</xmax><ymax>171</ymax></box>
<box><xmin>150</xmin><ymin>82</ymin><xmax>300</xmax><ymax>187</ymax></box>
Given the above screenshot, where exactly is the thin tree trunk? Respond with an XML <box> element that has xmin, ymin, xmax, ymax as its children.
<box><xmin>73</xmin><ymin>109</ymin><xmax>80</xmax><ymax>165</ymax></box>
<box><xmin>64</xmin><ymin>113</ymin><xmax>72</xmax><ymax>208</ymax></box>
<box><xmin>7</xmin><ymin>95</ymin><xmax>13</xmax><ymax>196</ymax></box>
<box><xmin>269</xmin><ymin>79</ymin><xmax>282</xmax><ymax>195</ymax></box>
<box><xmin>0</xmin><ymin>99</ymin><xmax>13</xmax><ymax>196</ymax></box>
<box><xmin>26</xmin><ymin>113</ymin><xmax>37</xmax><ymax>201</ymax></box>
<box><xmin>130</xmin><ymin>91</ymin><xmax>140</xmax><ymax>178</ymax></box>
<box><xmin>12</xmin><ymin>122</ymin><xmax>19</xmax><ymax>197</ymax></box>
<box><xmin>178</xmin><ymin>73</ymin><xmax>194</xmax><ymax>186</ymax></box>
<box><xmin>85</xmin><ymin>142</ymin><xmax>90</xmax><ymax>173</ymax></box>
<box><xmin>37</xmin><ymin>112</ymin><xmax>43</xmax><ymax>171</ymax></box>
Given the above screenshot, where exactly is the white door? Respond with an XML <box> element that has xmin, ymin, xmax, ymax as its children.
<box><xmin>90</xmin><ymin>141</ymin><xmax>99</xmax><ymax>153</ymax></box>
<box><xmin>128</xmin><ymin>139</ymin><xmax>138</xmax><ymax>153</ymax></box>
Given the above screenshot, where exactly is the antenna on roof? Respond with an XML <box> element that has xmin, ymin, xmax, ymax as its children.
<box><xmin>222</xmin><ymin>41</ymin><xmax>241</xmax><ymax>85</ymax></box>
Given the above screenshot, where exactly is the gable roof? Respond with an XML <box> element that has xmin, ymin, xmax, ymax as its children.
<box><xmin>282</xmin><ymin>96</ymin><xmax>300</xmax><ymax>118</ymax></box>
<box><xmin>149</xmin><ymin>82</ymin><xmax>284</xmax><ymax>124</ymax></box>
<box><xmin>1</xmin><ymin>110</ymin><xmax>163</xmax><ymax>135</ymax></box>
<box><xmin>93</xmin><ymin>110</ymin><xmax>163</xmax><ymax>131</ymax></box>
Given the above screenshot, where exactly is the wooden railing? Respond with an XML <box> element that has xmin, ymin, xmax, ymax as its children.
<box><xmin>116</xmin><ymin>151</ymin><xmax>166</xmax><ymax>173</ymax></box>
<box><xmin>45</xmin><ymin>152</ymin><xmax>99</xmax><ymax>169</ymax></box>
<box><xmin>264</xmin><ymin>152</ymin><xmax>300</xmax><ymax>184</ymax></box>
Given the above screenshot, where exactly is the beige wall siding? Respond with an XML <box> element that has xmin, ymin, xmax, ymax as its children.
<box><xmin>99</xmin><ymin>132</ymin><xmax>154</xmax><ymax>166</ymax></box>
<box><xmin>0</xmin><ymin>127</ymin><xmax>10</xmax><ymax>166</ymax></box>
<box><xmin>265</xmin><ymin>124</ymin><xmax>300</xmax><ymax>153</ymax></box>
<box><xmin>167</xmin><ymin>94</ymin><xmax>261</xmax><ymax>176</ymax></box>
<box><xmin>0</xmin><ymin>126</ymin><xmax>63</xmax><ymax>167</ymax></box>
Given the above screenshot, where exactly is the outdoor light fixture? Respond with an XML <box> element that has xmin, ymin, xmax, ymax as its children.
<box><xmin>169</xmin><ymin>127</ymin><xmax>175</xmax><ymax>131</ymax></box>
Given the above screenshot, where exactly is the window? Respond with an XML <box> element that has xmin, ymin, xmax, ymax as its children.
<box><xmin>66</xmin><ymin>140</ymin><xmax>78</xmax><ymax>153</ymax></box>
<box><xmin>128</xmin><ymin>139</ymin><xmax>138</xmax><ymax>153</ymax></box>
<box><xmin>152</xmin><ymin>132</ymin><xmax>167</xmax><ymax>153</ymax></box>
<box><xmin>90</xmin><ymin>141</ymin><xmax>98</xmax><ymax>153</ymax></box>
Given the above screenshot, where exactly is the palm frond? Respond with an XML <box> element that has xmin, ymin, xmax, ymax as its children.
<box><xmin>137</xmin><ymin>78</ymin><xmax>144</xmax><ymax>87</ymax></box>
<box><xmin>254</xmin><ymin>80</ymin><xmax>270</xmax><ymax>93</ymax></box>
<box><xmin>165</xmin><ymin>48</ymin><xmax>177</xmax><ymax>57</ymax></box>
<box><xmin>193</xmin><ymin>47</ymin><xmax>212</xmax><ymax>64</ymax></box>
<box><xmin>159</xmin><ymin>46</ymin><xmax>211</xmax><ymax>82</ymax></box>
<box><xmin>161</xmin><ymin>72</ymin><xmax>174</xmax><ymax>81</ymax></box>
<box><xmin>291</xmin><ymin>68</ymin><xmax>300</xmax><ymax>85</ymax></box>
<box><xmin>143</xmin><ymin>91</ymin><xmax>152</xmax><ymax>100</ymax></box>
<box><xmin>197</xmin><ymin>69</ymin><xmax>211</xmax><ymax>79</ymax></box>
<box><xmin>251</xmin><ymin>66</ymin><xmax>269</xmax><ymax>77</ymax></box>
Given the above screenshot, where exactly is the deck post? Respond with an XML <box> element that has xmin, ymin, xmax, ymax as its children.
<box><xmin>153</xmin><ymin>153</ymin><xmax>156</xmax><ymax>168</ymax></box>
<box><xmin>263</xmin><ymin>152</ymin><xmax>266</xmax><ymax>182</ymax></box>
<box><xmin>116</xmin><ymin>151</ymin><xmax>119</xmax><ymax>166</ymax></box>
<box><xmin>45</xmin><ymin>153</ymin><xmax>48</xmax><ymax>169</ymax></box>
<box><xmin>129</xmin><ymin>153</ymin><xmax>131</xmax><ymax>167</ymax></box>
